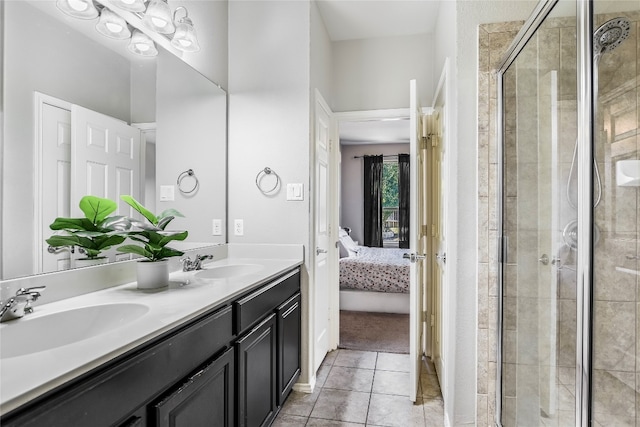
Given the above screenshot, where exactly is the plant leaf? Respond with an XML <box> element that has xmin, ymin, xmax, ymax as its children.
<box><xmin>117</xmin><ymin>244</ymin><xmax>153</xmax><ymax>259</ymax></box>
<box><xmin>156</xmin><ymin>216</ymin><xmax>175</xmax><ymax>230</ymax></box>
<box><xmin>157</xmin><ymin>247</ymin><xmax>185</xmax><ymax>260</ymax></box>
<box><xmin>46</xmin><ymin>235</ymin><xmax>82</xmax><ymax>247</ymax></box>
<box><xmin>99</xmin><ymin>215</ymin><xmax>132</xmax><ymax>231</ymax></box>
<box><xmin>157</xmin><ymin>230</ymin><xmax>188</xmax><ymax>246</ymax></box>
<box><xmin>79</xmin><ymin>195</ymin><xmax>117</xmax><ymax>225</ymax></box>
<box><xmin>121</xmin><ymin>195</ymin><xmax>157</xmax><ymax>226</ymax></box>
<box><xmin>49</xmin><ymin>217</ymin><xmax>97</xmax><ymax>232</ymax></box>
<box><xmin>158</xmin><ymin>209</ymin><xmax>184</xmax><ymax>219</ymax></box>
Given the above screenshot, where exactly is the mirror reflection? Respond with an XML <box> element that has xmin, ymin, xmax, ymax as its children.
<box><xmin>2</xmin><ymin>0</ymin><xmax>227</xmax><ymax>280</ymax></box>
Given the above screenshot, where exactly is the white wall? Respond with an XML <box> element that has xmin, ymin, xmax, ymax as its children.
<box><xmin>339</xmin><ymin>143</ymin><xmax>410</xmax><ymax>244</ymax></box>
<box><xmin>332</xmin><ymin>33</ymin><xmax>434</xmax><ymax>112</ymax></box>
<box><xmin>155</xmin><ymin>50</ymin><xmax>227</xmax><ymax>244</ymax></box>
<box><xmin>228</xmin><ymin>0</ymin><xmax>315</xmax><ymax>385</ymax></box>
<box><xmin>438</xmin><ymin>1</ymin><xmax>538</xmax><ymax>425</ymax></box>
<box><xmin>311</xmin><ymin>1</ymin><xmax>333</xmax><ymax>104</ymax></box>
<box><xmin>171</xmin><ymin>0</ymin><xmax>229</xmax><ymax>89</ymax></box>
<box><xmin>228</xmin><ymin>1</ymin><xmax>310</xmax><ymax>246</ymax></box>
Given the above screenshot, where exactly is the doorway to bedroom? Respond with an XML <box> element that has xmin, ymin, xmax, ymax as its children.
<box><xmin>336</xmin><ymin>110</ymin><xmax>412</xmax><ymax>355</ymax></box>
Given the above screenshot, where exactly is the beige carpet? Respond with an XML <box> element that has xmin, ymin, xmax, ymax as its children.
<box><xmin>339</xmin><ymin>310</ymin><xmax>409</xmax><ymax>354</ymax></box>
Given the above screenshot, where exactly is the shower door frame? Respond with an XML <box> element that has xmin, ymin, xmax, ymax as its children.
<box><xmin>494</xmin><ymin>0</ymin><xmax>595</xmax><ymax>426</ymax></box>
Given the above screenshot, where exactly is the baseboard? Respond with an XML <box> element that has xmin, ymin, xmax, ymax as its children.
<box><xmin>293</xmin><ymin>375</ymin><xmax>316</xmax><ymax>394</ymax></box>
<box><xmin>340</xmin><ymin>289</ymin><xmax>410</xmax><ymax>314</ymax></box>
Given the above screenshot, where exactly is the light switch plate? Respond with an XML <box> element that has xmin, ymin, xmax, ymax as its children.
<box><xmin>212</xmin><ymin>219</ymin><xmax>222</xmax><ymax>236</ymax></box>
<box><xmin>160</xmin><ymin>185</ymin><xmax>175</xmax><ymax>201</ymax></box>
<box><xmin>286</xmin><ymin>183</ymin><xmax>304</xmax><ymax>201</ymax></box>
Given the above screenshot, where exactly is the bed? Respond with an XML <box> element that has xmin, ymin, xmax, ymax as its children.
<box><xmin>338</xmin><ymin>228</ymin><xmax>411</xmax><ymax>313</ymax></box>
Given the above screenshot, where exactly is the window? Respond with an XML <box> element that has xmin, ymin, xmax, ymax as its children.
<box><xmin>382</xmin><ymin>160</ymin><xmax>399</xmax><ymax>247</ymax></box>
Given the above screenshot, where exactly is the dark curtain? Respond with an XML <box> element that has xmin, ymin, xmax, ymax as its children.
<box><xmin>363</xmin><ymin>155</ymin><xmax>383</xmax><ymax>247</ymax></box>
<box><xmin>398</xmin><ymin>154</ymin><xmax>410</xmax><ymax>249</ymax></box>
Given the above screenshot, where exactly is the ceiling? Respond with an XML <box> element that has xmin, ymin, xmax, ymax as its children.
<box><xmin>316</xmin><ymin>0</ymin><xmax>441</xmax><ymax>41</ymax></box>
<box><xmin>316</xmin><ymin>1</ymin><xmax>438</xmax><ymax>145</ymax></box>
<box><xmin>340</xmin><ymin>118</ymin><xmax>410</xmax><ymax>145</ymax></box>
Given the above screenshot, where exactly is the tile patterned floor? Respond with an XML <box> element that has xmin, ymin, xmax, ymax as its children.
<box><xmin>273</xmin><ymin>349</ymin><xmax>445</xmax><ymax>427</ymax></box>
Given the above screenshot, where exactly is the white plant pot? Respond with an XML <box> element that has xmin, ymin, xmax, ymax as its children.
<box><xmin>136</xmin><ymin>260</ymin><xmax>169</xmax><ymax>290</ymax></box>
<box><xmin>75</xmin><ymin>257</ymin><xmax>109</xmax><ymax>268</ymax></box>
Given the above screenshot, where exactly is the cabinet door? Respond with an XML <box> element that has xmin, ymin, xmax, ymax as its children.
<box><xmin>154</xmin><ymin>347</ymin><xmax>234</xmax><ymax>427</ymax></box>
<box><xmin>277</xmin><ymin>292</ymin><xmax>301</xmax><ymax>405</ymax></box>
<box><xmin>236</xmin><ymin>314</ymin><xmax>277</xmax><ymax>427</ymax></box>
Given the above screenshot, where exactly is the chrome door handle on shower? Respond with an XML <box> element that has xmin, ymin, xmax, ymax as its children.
<box><xmin>316</xmin><ymin>247</ymin><xmax>327</xmax><ymax>255</ymax></box>
<box><xmin>436</xmin><ymin>253</ymin><xmax>446</xmax><ymax>264</ymax></box>
<box><xmin>539</xmin><ymin>254</ymin><xmax>549</xmax><ymax>265</ymax></box>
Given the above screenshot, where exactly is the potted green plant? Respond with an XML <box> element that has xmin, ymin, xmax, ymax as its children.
<box><xmin>117</xmin><ymin>195</ymin><xmax>188</xmax><ymax>289</ymax></box>
<box><xmin>46</xmin><ymin>195</ymin><xmax>129</xmax><ymax>267</ymax></box>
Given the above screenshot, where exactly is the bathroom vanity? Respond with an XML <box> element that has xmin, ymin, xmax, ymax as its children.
<box><xmin>0</xmin><ymin>248</ymin><xmax>303</xmax><ymax>427</ymax></box>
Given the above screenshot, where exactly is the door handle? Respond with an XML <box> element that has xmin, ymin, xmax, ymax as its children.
<box><xmin>436</xmin><ymin>253</ymin><xmax>446</xmax><ymax>264</ymax></box>
<box><xmin>316</xmin><ymin>247</ymin><xmax>327</xmax><ymax>255</ymax></box>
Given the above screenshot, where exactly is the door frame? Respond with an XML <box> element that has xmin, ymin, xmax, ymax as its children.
<box><xmin>431</xmin><ymin>58</ymin><xmax>454</xmax><ymax>414</ymax></box>
<box><xmin>34</xmin><ymin>92</ymin><xmax>72</xmax><ymax>274</ymax></box>
<box><xmin>332</xmin><ymin>106</ymin><xmax>430</xmax><ymax>384</ymax></box>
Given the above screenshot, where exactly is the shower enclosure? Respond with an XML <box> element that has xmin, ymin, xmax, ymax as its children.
<box><xmin>496</xmin><ymin>0</ymin><xmax>640</xmax><ymax>425</ymax></box>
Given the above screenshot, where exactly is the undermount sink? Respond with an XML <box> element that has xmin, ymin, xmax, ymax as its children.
<box><xmin>0</xmin><ymin>303</ymin><xmax>149</xmax><ymax>359</ymax></box>
<box><xmin>195</xmin><ymin>264</ymin><xmax>263</xmax><ymax>279</ymax></box>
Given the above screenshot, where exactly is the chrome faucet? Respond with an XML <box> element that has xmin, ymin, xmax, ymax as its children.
<box><xmin>181</xmin><ymin>254</ymin><xmax>214</xmax><ymax>272</ymax></box>
<box><xmin>0</xmin><ymin>286</ymin><xmax>46</xmax><ymax>323</ymax></box>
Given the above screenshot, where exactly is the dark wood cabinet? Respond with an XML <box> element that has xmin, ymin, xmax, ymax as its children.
<box><xmin>1</xmin><ymin>267</ymin><xmax>301</xmax><ymax>427</ymax></box>
<box><xmin>154</xmin><ymin>347</ymin><xmax>234</xmax><ymax>427</ymax></box>
<box><xmin>236</xmin><ymin>314</ymin><xmax>277</xmax><ymax>427</ymax></box>
<box><xmin>277</xmin><ymin>293</ymin><xmax>301</xmax><ymax>405</ymax></box>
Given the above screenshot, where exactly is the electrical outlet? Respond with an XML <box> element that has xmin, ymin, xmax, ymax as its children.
<box><xmin>234</xmin><ymin>219</ymin><xmax>244</xmax><ymax>236</ymax></box>
<box><xmin>212</xmin><ymin>219</ymin><xmax>222</xmax><ymax>236</ymax></box>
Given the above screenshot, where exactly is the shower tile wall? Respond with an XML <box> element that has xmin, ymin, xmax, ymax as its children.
<box><xmin>591</xmin><ymin>10</ymin><xmax>639</xmax><ymax>427</ymax></box>
<box><xmin>480</xmin><ymin>8</ymin><xmax>640</xmax><ymax>427</ymax></box>
<box><xmin>477</xmin><ymin>20</ymin><xmax>524</xmax><ymax>427</ymax></box>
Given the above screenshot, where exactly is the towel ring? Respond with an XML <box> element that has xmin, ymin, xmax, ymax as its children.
<box><xmin>255</xmin><ymin>167</ymin><xmax>280</xmax><ymax>194</ymax></box>
<box><xmin>177</xmin><ymin>169</ymin><xmax>199</xmax><ymax>194</ymax></box>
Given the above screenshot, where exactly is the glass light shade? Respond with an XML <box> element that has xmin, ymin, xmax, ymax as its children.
<box><xmin>142</xmin><ymin>0</ymin><xmax>175</xmax><ymax>34</ymax></box>
<box><xmin>110</xmin><ymin>0</ymin><xmax>146</xmax><ymax>13</ymax></box>
<box><xmin>56</xmin><ymin>0</ymin><xmax>99</xmax><ymax>19</ymax></box>
<box><xmin>128</xmin><ymin>29</ymin><xmax>158</xmax><ymax>57</ymax></box>
<box><xmin>96</xmin><ymin>8</ymin><xmax>131</xmax><ymax>39</ymax></box>
<box><xmin>171</xmin><ymin>16</ymin><xmax>200</xmax><ymax>52</ymax></box>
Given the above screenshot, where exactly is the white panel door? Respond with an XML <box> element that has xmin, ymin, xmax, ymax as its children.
<box><xmin>314</xmin><ymin>92</ymin><xmax>332</xmax><ymax>374</ymax></box>
<box><xmin>71</xmin><ymin>105</ymin><xmax>141</xmax><ymax>263</ymax></box>
<box><xmin>409</xmin><ymin>79</ymin><xmax>426</xmax><ymax>402</ymax></box>
<box><xmin>40</xmin><ymin>102</ymin><xmax>72</xmax><ymax>273</ymax></box>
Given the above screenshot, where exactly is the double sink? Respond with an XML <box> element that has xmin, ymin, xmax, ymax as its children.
<box><xmin>0</xmin><ymin>254</ymin><xmax>301</xmax><ymax>415</ymax></box>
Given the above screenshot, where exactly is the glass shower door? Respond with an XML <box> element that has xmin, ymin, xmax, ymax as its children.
<box><xmin>590</xmin><ymin>4</ymin><xmax>640</xmax><ymax>425</ymax></box>
<box><xmin>500</xmin><ymin>5</ymin><xmax>578</xmax><ymax>426</ymax></box>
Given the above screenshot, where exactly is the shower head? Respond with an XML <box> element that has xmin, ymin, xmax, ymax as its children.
<box><xmin>594</xmin><ymin>17</ymin><xmax>630</xmax><ymax>56</ymax></box>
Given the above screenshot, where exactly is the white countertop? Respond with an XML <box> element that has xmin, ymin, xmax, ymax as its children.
<box><xmin>0</xmin><ymin>253</ymin><xmax>303</xmax><ymax>415</ymax></box>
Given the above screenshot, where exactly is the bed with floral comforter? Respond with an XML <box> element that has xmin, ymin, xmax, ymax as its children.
<box><xmin>339</xmin><ymin>246</ymin><xmax>411</xmax><ymax>293</ymax></box>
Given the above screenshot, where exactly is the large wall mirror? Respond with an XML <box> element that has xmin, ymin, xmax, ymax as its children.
<box><xmin>1</xmin><ymin>0</ymin><xmax>227</xmax><ymax>280</ymax></box>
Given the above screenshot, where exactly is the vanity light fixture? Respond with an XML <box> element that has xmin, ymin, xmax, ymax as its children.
<box><xmin>109</xmin><ymin>0</ymin><xmax>146</xmax><ymax>13</ymax></box>
<box><xmin>57</xmin><ymin>0</ymin><xmax>200</xmax><ymax>57</ymax></box>
<box><xmin>56</xmin><ymin>0</ymin><xmax>99</xmax><ymax>19</ymax></box>
<box><xmin>95</xmin><ymin>7</ymin><xmax>131</xmax><ymax>39</ymax></box>
<box><xmin>128</xmin><ymin>29</ymin><xmax>158</xmax><ymax>57</ymax></box>
<box><xmin>142</xmin><ymin>0</ymin><xmax>175</xmax><ymax>34</ymax></box>
<box><xmin>170</xmin><ymin>7</ymin><xmax>200</xmax><ymax>52</ymax></box>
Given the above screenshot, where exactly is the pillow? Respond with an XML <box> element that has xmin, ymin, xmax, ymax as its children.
<box><xmin>339</xmin><ymin>233</ymin><xmax>359</xmax><ymax>257</ymax></box>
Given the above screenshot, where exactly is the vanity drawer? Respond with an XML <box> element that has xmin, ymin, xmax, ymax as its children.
<box><xmin>235</xmin><ymin>269</ymin><xmax>300</xmax><ymax>334</ymax></box>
